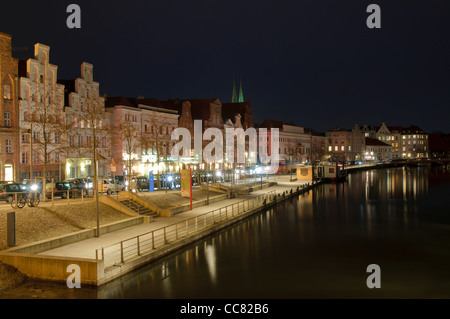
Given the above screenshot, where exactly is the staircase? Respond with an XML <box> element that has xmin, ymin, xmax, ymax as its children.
<box><xmin>119</xmin><ymin>198</ymin><xmax>158</xmax><ymax>217</ymax></box>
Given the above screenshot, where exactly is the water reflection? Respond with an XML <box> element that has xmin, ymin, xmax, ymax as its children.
<box><xmin>3</xmin><ymin>166</ymin><xmax>450</xmax><ymax>299</ymax></box>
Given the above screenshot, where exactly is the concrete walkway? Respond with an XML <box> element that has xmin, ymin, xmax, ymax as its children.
<box><xmin>37</xmin><ymin>176</ymin><xmax>311</xmax><ymax>260</ymax></box>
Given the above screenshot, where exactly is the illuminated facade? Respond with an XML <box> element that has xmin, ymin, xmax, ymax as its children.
<box><xmin>59</xmin><ymin>62</ymin><xmax>110</xmax><ymax>179</ymax></box>
<box><xmin>364</xmin><ymin>137</ymin><xmax>392</xmax><ymax>162</ymax></box>
<box><xmin>18</xmin><ymin>43</ymin><xmax>66</xmax><ymax>181</ymax></box>
<box><xmin>260</xmin><ymin>120</ymin><xmax>321</xmax><ymax>173</ymax></box>
<box><xmin>326</xmin><ymin>125</ymin><xmax>365</xmax><ymax>162</ymax></box>
<box><xmin>106</xmin><ymin>97</ymin><xmax>179</xmax><ymax>177</ymax></box>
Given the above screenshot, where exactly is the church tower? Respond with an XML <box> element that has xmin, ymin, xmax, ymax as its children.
<box><xmin>238</xmin><ymin>75</ymin><xmax>244</xmax><ymax>102</ymax></box>
<box><xmin>232</xmin><ymin>75</ymin><xmax>237</xmax><ymax>103</ymax></box>
<box><xmin>232</xmin><ymin>74</ymin><xmax>244</xmax><ymax>103</ymax></box>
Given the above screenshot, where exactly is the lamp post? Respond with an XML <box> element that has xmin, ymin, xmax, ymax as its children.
<box><xmin>95</xmin><ymin>148</ymin><xmax>100</xmax><ymax>237</ymax></box>
<box><xmin>206</xmin><ymin>162</ymin><xmax>210</xmax><ymax>205</ymax></box>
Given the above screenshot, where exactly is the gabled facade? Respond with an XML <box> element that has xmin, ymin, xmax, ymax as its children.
<box><xmin>18</xmin><ymin>43</ymin><xmax>66</xmax><ymax>181</ymax></box>
<box><xmin>59</xmin><ymin>62</ymin><xmax>110</xmax><ymax>179</ymax></box>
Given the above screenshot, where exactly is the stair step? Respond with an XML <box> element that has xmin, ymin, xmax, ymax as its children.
<box><xmin>119</xmin><ymin>199</ymin><xmax>157</xmax><ymax>216</ymax></box>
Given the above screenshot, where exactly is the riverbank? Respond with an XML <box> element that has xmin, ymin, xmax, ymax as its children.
<box><xmin>0</xmin><ymin>176</ymin><xmax>320</xmax><ymax>290</ymax></box>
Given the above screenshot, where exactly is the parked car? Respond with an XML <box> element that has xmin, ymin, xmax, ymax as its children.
<box><xmin>64</xmin><ymin>178</ymin><xmax>92</xmax><ymax>190</ymax></box>
<box><xmin>0</xmin><ymin>183</ymin><xmax>27</xmax><ymax>203</ymax></box>
<box><xmin>114</xmin><ymin>175</ymin><xmax>125</xmax><ymax>186</ymax></box>
<box><xmin>0</xmin><ymin>181</ymin><xmax>15</xmax><ymax>185</ymax></box>
<box><xmin>98</xmin><ymin>179</ymin><xmax>124</xmax><ymax>195</ymax></box>
<box><xmin>47</xmin><ymin>182</ymin><xmax>87</xmax><ymax>199</ymax></box>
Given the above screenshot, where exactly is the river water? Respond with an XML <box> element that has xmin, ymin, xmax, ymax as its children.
<box><xmin>2</xmin><ymin>166</ymin><xmax>450</xmax><ymax>299</ymax></box>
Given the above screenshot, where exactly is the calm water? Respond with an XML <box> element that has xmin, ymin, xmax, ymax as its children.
<box><xmin>2</xmin><ymin>166</ymin><xmax>450</xmax><ymax>298</ymax></box>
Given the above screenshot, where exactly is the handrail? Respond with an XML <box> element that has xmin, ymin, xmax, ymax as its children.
<box><xmin>95</xmin><ymin>189</ymin><xmax>277</xmax><ymax>266</ymax></box>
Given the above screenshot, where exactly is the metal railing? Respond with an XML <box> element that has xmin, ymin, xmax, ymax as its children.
<box><xmin>95</xmin><ymin>190</ymin><xmax>277</xmax><ymax>269</ymax></box>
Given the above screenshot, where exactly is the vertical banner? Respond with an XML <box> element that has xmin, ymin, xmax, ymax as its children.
<box><xmin>149</xmin><ymin>173</ymin><xmax>154</xmax><ymax>192</ymax></box>
<box><xmin>181</xmin><ymin>169</ymin><xmax>190</xmax><ymax>197</ymax></box>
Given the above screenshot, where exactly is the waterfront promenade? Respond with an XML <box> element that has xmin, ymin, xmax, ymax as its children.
<box><xmin>0</xmin><ymin>175</ymin><xmax>318</xmax><ymax>286</ymax></box>
<box><xmin>37</xmin><ymin>176</ymin><xmax>309</xmax><ymax>260</ymax></box>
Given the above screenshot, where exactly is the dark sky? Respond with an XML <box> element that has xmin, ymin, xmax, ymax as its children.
<box><xmin>1</xmin><ymin>0</ymin><xmax>449</xmax><ymax>133</ymax></box>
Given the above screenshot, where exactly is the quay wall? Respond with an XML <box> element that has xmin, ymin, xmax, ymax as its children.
<box><xmin>0</xmin><ymin>181</ymin><xmax>323</xmax><ymax>286</ymax></box>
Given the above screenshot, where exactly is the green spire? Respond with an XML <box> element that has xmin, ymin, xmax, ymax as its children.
<box><xmin>238</xmin><ymin>75</ymin><xmax>244</xmax><ymax>102</ymax></box>
<box><xmin>232</xmin><ymin>75</ymin><xmax>237</xmax><ymax>103</ymax></box>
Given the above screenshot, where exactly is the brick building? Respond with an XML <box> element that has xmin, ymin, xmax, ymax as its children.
<box><xmin>326</xmin><ymin>125</ymin><xmax>366</xmax><ymax>162</ymax></box>
<box><xmin>0</xmin><ymin>32</ymin><xmax>19</xmax><ymax>181</ymax></box>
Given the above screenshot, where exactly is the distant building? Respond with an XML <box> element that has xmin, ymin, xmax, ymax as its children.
<box><xmin>259</xmin><ymin>120</ymin><xmax>321</xmax><ymax>173</ymax></box>
<box><xmin>360</xmin><ymin>123</ymin><xmax>429</xmax><ymax>159</ymax></box>
<box><xmin>364</xmin><ymin>137</ymin><xmax>392</xmax><ymax>162</ymax></box>
<box><xmin>326</xmin><ymin>125</ymin><xmax>365</xmax><ymax>162</ymax></box>
<box><xmin>360</xmin><ymin>124</ymin><xmax>379</xmax><ymax>139</ymax></box>
<box><xmin>222</xmin><ymin>98</ymin><xmax>253</xmax><ymax>129</ymax></box>
<box><xmin>399</xmin><ymin>125</ymin><xmax>429</xmax><ymax>159</ymax></box>
<box><xmin>105</xmin><ymin>97</ymin><xmax>179</xmax><ymax>177</ymax></box>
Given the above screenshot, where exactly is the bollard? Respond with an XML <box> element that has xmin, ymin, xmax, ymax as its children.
<box><xmin>7</xmin><ymin>212</ymin><xmax>15</xmax><ymax>247</ymax></box>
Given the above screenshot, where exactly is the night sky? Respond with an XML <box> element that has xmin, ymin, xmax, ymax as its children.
<box><xmin>1</xmin><ymin>0</ymin><xmax>449</xmax><ymax>133</ymax></box>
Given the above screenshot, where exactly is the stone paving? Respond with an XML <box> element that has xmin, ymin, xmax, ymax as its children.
<box><xmin>37</xmin><ymin>176</ymin><xmax>312</xmax><ymax>260</ymax></box>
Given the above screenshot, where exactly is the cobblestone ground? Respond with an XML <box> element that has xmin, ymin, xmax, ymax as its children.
<box><xmin>139</xmin><ymin>189</ymin><xmax>224</xmax><ymax>208</ymax></box>
<box><xmin>0</xmin><ymin>202</ymin><xmax>131</xmax><ymax>293</ymax></box>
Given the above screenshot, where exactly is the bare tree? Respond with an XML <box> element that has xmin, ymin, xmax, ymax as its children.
<box><xmin>119</xmin><ymin>117</ymin><xmax>141</xmax><ymax>180</ymax></box>
<box><xmin>65</xmin><ymin>96</ymin><xmax>112</xmax><ymax>195</ymax></box>
<box><xmin>25</xmin><ymin>62</ymin><xmax>67</xmax><ymax>198</ymax></box>
<box><xmin>141</xmin><ymin>117</ymin><xmax>173</xmax><ymax>189</ymax></box>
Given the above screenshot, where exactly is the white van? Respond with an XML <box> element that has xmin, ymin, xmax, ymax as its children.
<box><xmin>98</xmin><ymin>179</ymin><xmax>124</xmax><ymax>195</ymax></box>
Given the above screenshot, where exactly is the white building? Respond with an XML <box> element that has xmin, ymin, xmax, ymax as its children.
<box><xmin>364</xmin><ymin>137</ymin><xmax>392</xmax><ymax>162</ymax></box>
<box><xmin>18</xmin><ymin>43</ymin><xmax>66</xmax><ymax>181</ymax></box>
<box><xmin>106</xmin><ymin>97</ymin><xmax>179</xmax><ymax>177</ymax></box>
<box><xmin>59</xmin><ymin>62</ymin><xmax>110</xmax><ymax>179</ymax></box>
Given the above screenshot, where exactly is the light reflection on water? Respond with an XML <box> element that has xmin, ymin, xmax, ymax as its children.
<box><xmin>2</xmin><ymin>166</ymin><xmax>450</xmax><ymax>299</ymax></box>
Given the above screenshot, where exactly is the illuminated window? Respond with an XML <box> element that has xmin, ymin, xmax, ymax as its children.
<box><xmin>3</xmin><ymin>85</ymin><xmax>11</xmax><ymax>99</ymax></box>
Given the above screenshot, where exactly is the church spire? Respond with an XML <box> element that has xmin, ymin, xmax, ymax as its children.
<box><xmin>238</xmin><ymin>75</ymin><xmax>244</xmax><ymax>102</ymax></box>
<box><xmin>232</xmin><ymin>74</ymin><xmax>237</xmax><ymax>103</ymax></box>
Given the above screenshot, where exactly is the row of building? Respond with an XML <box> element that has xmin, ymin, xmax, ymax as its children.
<box><xmin>0</xmin><ymin>32</ymin><xmax>442</xmax><ymax>183</ymax></box>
